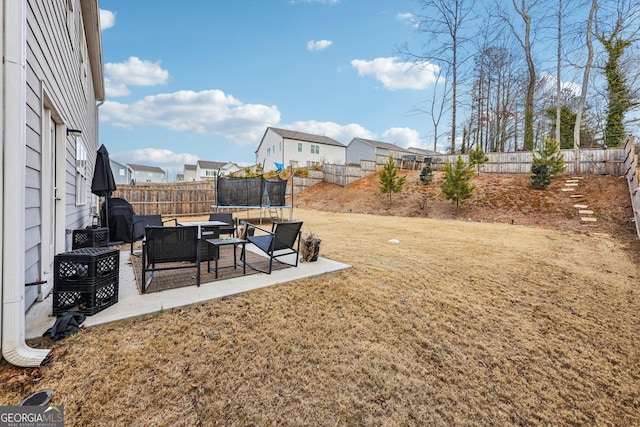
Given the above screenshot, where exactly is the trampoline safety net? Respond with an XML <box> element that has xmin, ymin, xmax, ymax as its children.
<box><xmin>216</xmin><ymin>176</ymin><xmax>288</xmax><ymax>207</ymax></box>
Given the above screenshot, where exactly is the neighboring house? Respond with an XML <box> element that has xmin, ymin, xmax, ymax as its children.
<box><xmin>110</xmin><ymin>158</ymin><xmax>132</xmax><ymax>185</ymax></box>
<box><xmin>183</xmin><ymin>164</ymin><xmax>197</xmax><ymax>181</ymax></box>
<box><xmin>176</xmin><ymin>173</ymin><xmax>185</xmax><ymax>182</ymax></box>
<box><xmin>195</xmin><ymin>160</ymin><xmax>241</xmax><ymax>181</ymax></box>
<box><xmin>346</xmin><ymin>138</ymin><xmax>414</xmax><ymax>164</ymax></box>
<box><xmin>256</xmin><ymin>127</ymin><xmax>346</xmax><ymax>172</ymax></box>
<box><xmin>128</xmin><ymin>164</ymin><xmax>167</xmax><ymax>183</ymax></box>
<box><xmin>1</xmin><ymin>0</ymin><xmax>104</xmax><ymax>366</ymax></box>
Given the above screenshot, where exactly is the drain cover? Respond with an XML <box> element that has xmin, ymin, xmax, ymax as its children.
<box><xmin>20</xmin><ymin>389</ymin><xmax>53</xmax><ymax>406</ymax></box>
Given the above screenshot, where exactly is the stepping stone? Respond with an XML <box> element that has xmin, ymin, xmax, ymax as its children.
<box><xmin>565</xmin><ymin>183</ymin><xmax>579</xmax><ymax>187</ymax></box>
<box><xmin>581</xmin><ymin>217</ymin><xmax>597</xmax><ymax>222</ymax></box>
<box><xmin>570</xmin><ymin>194</ymin><xmax>584</xmax><ymax>198</ymax></box>
<box><xmin>561</xmin><ymin>188</ymin><xmax>575</xmax><ymax>192</ymax></box>
<box><xmin>579</xmin><ymin>210</ymin><xmax>594</xmax><ymax>215</ymax></box>
<box><xmin>571</xmin><ymin>176</ymin><xmax>584</xmax><ymax>180</ymax></box>
<box><xmin>566</xmin><ymin>180</ymin><xmax>580</xmax><ymax>183</ymax></box>
<box><xmin>573</xmin><ymin>204</ymin><xmax>588</xmax><ymax>209</ymax></box>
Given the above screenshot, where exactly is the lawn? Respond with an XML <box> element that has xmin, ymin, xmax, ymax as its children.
<box><xmin>2</xmin><ymin>208</ymin><xmax>640</xmax><ymax>426</ymax></box>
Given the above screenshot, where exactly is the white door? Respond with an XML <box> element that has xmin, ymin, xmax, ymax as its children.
<box><xmin>41</xmin><ymin>110</ymin><xmax>59</xmax><ymax>282</ymax></box>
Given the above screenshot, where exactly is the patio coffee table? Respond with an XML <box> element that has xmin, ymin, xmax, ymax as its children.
<box><xmin>206</xmin><ymin>238</ymin><xmax>247</xmax><ymax>279</ymax></box>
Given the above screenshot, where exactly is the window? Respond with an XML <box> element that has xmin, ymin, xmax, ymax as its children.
<box><xmin>66</xmin><ymin>0</ymin><xmax>76</xmax><ymax>49</ymax></box>
<box><xmin>267</xmin><ymin>147</ymin><xmax>271</xmax><ymax>156</ymax></box>
<box><xmin>205</xmin><ymin>170</ymin><xmax>217</xmax><ymax>177</ymax></box>
<box><xmin>310</xmin><ymin>144</ymin><xmax>320</xmax><ymax>154</ymax></box>
<box><xmin>75</xmin><ymin>139</ymin><xmax>88</xmax><ymax>206</ymax></box>
<box><xmin>298</xmin><ymin>143</ymin><xmax>302</xmax><ymax>152</ymax></box>
<box><xmin>279</xmin><ymin>141</ymin><xmax>282</xmax><ymax>151</ymax></box>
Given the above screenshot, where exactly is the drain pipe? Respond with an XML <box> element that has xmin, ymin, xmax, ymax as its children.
<box><xmin>1</xmin><ymin>0</ymin><xmax>50</xmax><ymax>366</ymax></box>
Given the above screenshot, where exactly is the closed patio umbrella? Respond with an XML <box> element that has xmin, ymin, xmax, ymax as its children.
<box><xmin>91</xmin><ymin>144</ymin><xmax>116</xmax><ymax>239</ymax></box>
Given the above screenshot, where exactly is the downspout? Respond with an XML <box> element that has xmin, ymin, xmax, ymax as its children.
<box><xmin>1</xmin><ymin>0</ymin><xmax>51</xmax><ymax>366</ymax></box>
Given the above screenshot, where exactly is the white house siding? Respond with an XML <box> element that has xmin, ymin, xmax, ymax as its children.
<box><xmin>23</xmin><ymin>0</ymin><xmax>101</xmax><ymax>307</ymax></box>
<box><xmin>257</xmin><ymin>128</ymin><xmax>285</xmax><ymax>171</ymax></box>
<box><xmin>283</xmin><ymin>138</ymin><xmax>345</xmax><ymax>167</ymax></box>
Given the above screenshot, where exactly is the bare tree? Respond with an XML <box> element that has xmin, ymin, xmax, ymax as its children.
<box><xmin>573</xmin><ymin>0</ymin><xmax>597</xmax><ymax>153</ymax></box>
<box><xmin>411</xmin><ymin>66</ymin><xmax>452</xmax><ymax>152</ymax></box>
<box><xmin>555</xmin><ymin>0</ymin><xmax>563</xmax><ymax>144</ymax></box>
<box><xmin>399</xmin><ymin>0</ymin><xmax>477</xmax><ymax>153</ymax></box>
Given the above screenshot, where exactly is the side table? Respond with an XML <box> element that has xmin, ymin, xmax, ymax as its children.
<box><xmin>206</xmin><ymin>238</ymin><xmax>247</xmax><ymax>279</ymax></box>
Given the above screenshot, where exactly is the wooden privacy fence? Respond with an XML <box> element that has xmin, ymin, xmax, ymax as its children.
<box><xmin>621</xmin><ymin>137</ymin><xmax>640</xmax><ymax>240</ymax></box>
<box><xmin>421</xmin><ymin>148</ymin><xmax>626</xmax><ymax>175</ymax></box>
<box><xmin>113</xmin><ymin>182</ymin><xmax>215</xmax><ymax>216</ymax></box>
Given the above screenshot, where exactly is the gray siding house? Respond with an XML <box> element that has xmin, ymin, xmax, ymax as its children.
<box><xmin>196</xmin><ymin>160</ymin><xmax>241</xmax><ymax>180</ymax></box>
<box><xmin>1</xmin><ymin>0</ymin><xmax>104</xmax><ymax>366</ymax></box>
<box><xmin>346</xmin><ymin>138</ymin><xmax>414</xmax><ymax>164</ymax></box>
<box><xmin>129</xmin><ymin>164</ymin><xmax>167</xmax><ymax>183</ymax></box>
<box><xmin>110</xmin><ymin>158</ymin><xmax>132</xmax><ymax>185</ymax></box>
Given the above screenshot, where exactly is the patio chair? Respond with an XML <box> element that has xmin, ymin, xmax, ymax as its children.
<box><xmin>130</xmin><ymin>215</ymin><xmax>178</xmax><ymax>255</ymax></box>
<box><xmin>141</xmin><ymin>226</ymin><xmax>200</xmax><ymax>293</ymax></box>
<box><xmin>208</xmin><ymin>212</ymin><xmax>237</xmax><ymax>237</ymax></box>
<box><xmin>243</xmin><ymin>221</ymin><xmax>303</xmax><ymax>274</ymax></box>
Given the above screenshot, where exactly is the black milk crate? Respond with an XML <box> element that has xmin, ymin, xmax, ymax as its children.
<box><xmin>72</xmin><ymin>227</ymin><xmax>109</xmax><ymax>249</ymax></box>
<box><xmin>54</xmin><ymin>247</ymin><xmax>119</xmax><ymax>286</ymax></box>
<box><xmin>53</xmin><ymin>276</ymin><xmax>119</xmax><ymax>315</ymax></box>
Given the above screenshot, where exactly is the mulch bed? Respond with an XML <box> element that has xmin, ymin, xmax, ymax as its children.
<box><xmin>129</xmin><ymin>248</ymin><xmax>290</xmax><ymax>293</ymax></box>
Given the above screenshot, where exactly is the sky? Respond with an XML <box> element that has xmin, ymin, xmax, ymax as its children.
<box><xmin>98</xmin><ymin>0</ymin><xmax>440</xmax><ymax>181</ymax></box>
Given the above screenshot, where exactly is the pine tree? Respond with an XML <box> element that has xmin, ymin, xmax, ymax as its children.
<box><xmin>419</xmin><ymin>163</ymin><xmax>434</xmax><ymax>184</ymax></box>
<box><xmin>379</xmin><ymin>156</ymin><xmax>407</xmax><ymax>204</ymax></box>
<box><xmin>441</xmin><ymin>156</ymin><xmax>474</xmax><ymax>213</ymax></box>
<box><xmin>469</xmin><ymin>144</ymin><xmax>489</xmax><ymax>175</ymax></box>
<box><xmin>532</xmin><ymin>138</ymin><xmax>565</xmax><ymax>176</ymax></box>
<box><xmin>531</xmin><ymin>163</ymin><xmax>551</xmax><ymax>189</ymax></box>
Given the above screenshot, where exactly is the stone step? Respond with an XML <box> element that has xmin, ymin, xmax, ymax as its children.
<box><xmin>571</xmin><ymin>176</ymin><xmax>584</xmax><ymax>180</ymax></box>
<box><xmin>569</xmin><ymin>194</ymin><xmax>584</xmax><ymax>198</ymax></box>
<box><xmin>561</xmin><ymin>188</ymin><xmax>575</xmax><ymax>192</ymax></box>
<box><xmin>573</xmin><ymin>204</ymin><xmax>589</xmax><ymax>209</ymax></box>
<box><xmin>581</xmin><ymin>217</ymin><xmax>597</xmax><ymax>222</ymax></box>
<box><xmin>579</xmin><ymin>210</ymin><xmax>594</xmax><ymax>215</ymax></box>
<box><xmin>565</xmin><ymin>183</ymin><xmax>579</xmax><ymax>187</ymax></box>
<box><xmin>566</xmin><ymin>180</ymin><xmax>580</xmax><ymax>183</ymax></box>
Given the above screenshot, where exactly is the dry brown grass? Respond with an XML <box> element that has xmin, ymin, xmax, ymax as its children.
<box><xmin>1</xmin><ymin>174</ymin><xmax>640</xmax><ymax>426</ymax></box>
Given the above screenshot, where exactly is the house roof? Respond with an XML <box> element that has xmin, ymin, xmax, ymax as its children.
<box><xmin>267</xmin><ymin>127</ymin><xmax>345</xmax><ymax>147</ymax></box>
<box><xmin>184</xmin><ymin>164</ymin><xmax>196</xmax><ymax>171</ymax></box>
<box><xmin>407</xmin><ymin>146</ymin><xmax>439</xmax><ymax>155</ymax></box>
<box><xmin>197</xmin><ymin>160</ymin><xmax>226</xmax><ymax>170</ymax></box>
<box><xmin>128</xmin><ymin>163</ymin><xmax>166</xmax><ymax>174</ymax></box>
<box><xmin>350</xmin><ymin>138</ymin><xmax>412</xmax><ymax>153</ymax></box>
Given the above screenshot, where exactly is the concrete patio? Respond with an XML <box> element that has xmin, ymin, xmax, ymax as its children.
<box><xmin>26</xmin><ymin>248</ymin><xmax>350</xmax><ymax>340</ymax></box>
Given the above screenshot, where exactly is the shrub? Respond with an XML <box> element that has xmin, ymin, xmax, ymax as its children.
<box><xmin>531</xmin><ymin>163</ymin><xmax>551</xmax><ymax>189</ymax></box>
<box><xmin>420</xmin><ymin>163</ymin><xmax>434</xmax><ymax>184</ymax></box>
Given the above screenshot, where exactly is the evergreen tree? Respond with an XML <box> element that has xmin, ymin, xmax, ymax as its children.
<box><xmin>441</xmin><ymin>156</ymin><xmax>475</xmax><ymax>213</ymax></box>
<box><xmin>532</xmin><ymin>138</ymin><xmax>565</xmax><ymax>176</ymax></box>
<box><xmin>469</xmin><ymin>144</ymin><xmax>489</xmax><ymax>175</ymax></box>
<box><xmin>419</xmin><ymin>163</ymin><xmax>434</xmax><ymax>184</ymax></box>
<box><xmin>379</xmin><ymin>156</ymin><xmax>407</xmax><ymax>204</ymax></box>
<box><xmin>531</xmin><ymin>163</ymin><xmax>551</xmax><ymax>189</ymax></box>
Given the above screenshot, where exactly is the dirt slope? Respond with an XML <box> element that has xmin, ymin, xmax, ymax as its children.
<box><xmin>293</xmin><ymin>171</ymin><xmax>638</xmax><ymax>244</ymax></box>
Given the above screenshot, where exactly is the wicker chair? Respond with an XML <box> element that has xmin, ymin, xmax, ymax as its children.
<box><xmin>130</xmin><ymin>215</ymin><xmax>177</xmax><ymax>255</ymax></box>
<box><xmin>243</xmin><ymin>221</ymin><xmax>303</xmax><ymax>274</ymax></box>
<box><xmin>141</xmin><ymin>226</ymin><xmax>200</xmax><ymax>293</ymax></box>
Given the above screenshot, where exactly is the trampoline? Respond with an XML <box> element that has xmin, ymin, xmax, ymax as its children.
<box><xmin>213</xmin><ymin>176</ymin><xmax>293</xmax><ymax>222</ymax></box>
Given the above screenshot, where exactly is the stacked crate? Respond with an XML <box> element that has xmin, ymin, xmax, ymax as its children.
<box><xmin>53</xmin><ymin>247</ymin><xmax>119</xmax><ymax>315</ymax></box>
<box><xmin>72</xmin><ymin>227</ymin><xmax>109</xmax><ymax>250</ymax></box>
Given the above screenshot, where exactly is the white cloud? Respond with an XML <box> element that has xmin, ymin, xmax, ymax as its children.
<box><xmin>118</xmin><ymin>148</ymin><xmax>199</xmax><ymax>165</ymax></box>
<box><xmin>540</xmin><ymin>72</ymin><xmax>581</xmax><ymax>97</ymax></box>
<box><xmin>307</xmin><ymin>40</ymin><xmax>333</xmax><ymax>51</ymax></box>
<box><xmin>284</xmin><ymin>120</ymin><xmax>375</xmax><ymax>144</ymax></box>
<box><xmin>382</xmin><ymin>127</ymin><xmax>422</xmax><ymax>148</ymax></box>
<box><xmin>100</xmin><ymin>9</ymin><xmax>115</xmax><ymax>30</ymax></box>
<box><xmin>100</xmin><ymin>89</ymin><xmax>281</xmax><ymax>145</ymax></box>
<box><xmin>351</xmin><ymin>57</ymin><xmax>440</xmax><ymax>90</ymax></box>
<box><xmin>397</xmin><ymin>12</ymin><xmax>418</xmax><ymax>28</ymax></box>
<box><xmin>104</xmin><ymin>57</ymin><xmax>169</xmax><ymax>97</ymax></box>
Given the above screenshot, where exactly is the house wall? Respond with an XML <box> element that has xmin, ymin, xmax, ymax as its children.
<box><xmin>283</xmin><ymin>138</ymin><xmax>345</xmax><ymax>168</ymax></box>
<box><xmin>24</xmin><ymin>0</ymin><xmax>101</xmax><ymax>307</ymax></box>
<box><xmin>346</xmin><ymin>139</ymin><xmax>376</xmax><ymax>164</ymax></box>
<box><xmin>256</xmin><ymin>128</ymin><xmax>284</xmax><ymax>171</ymax></box>
<box><xmin>110</xmin><ymin>160</ymin><xmax>130</xmax><ymax>185</ymax></box>
<box><xmin>132</xmin><ymin>170</ymin><xmax>167</xmax><ymax>183</ymax></box>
